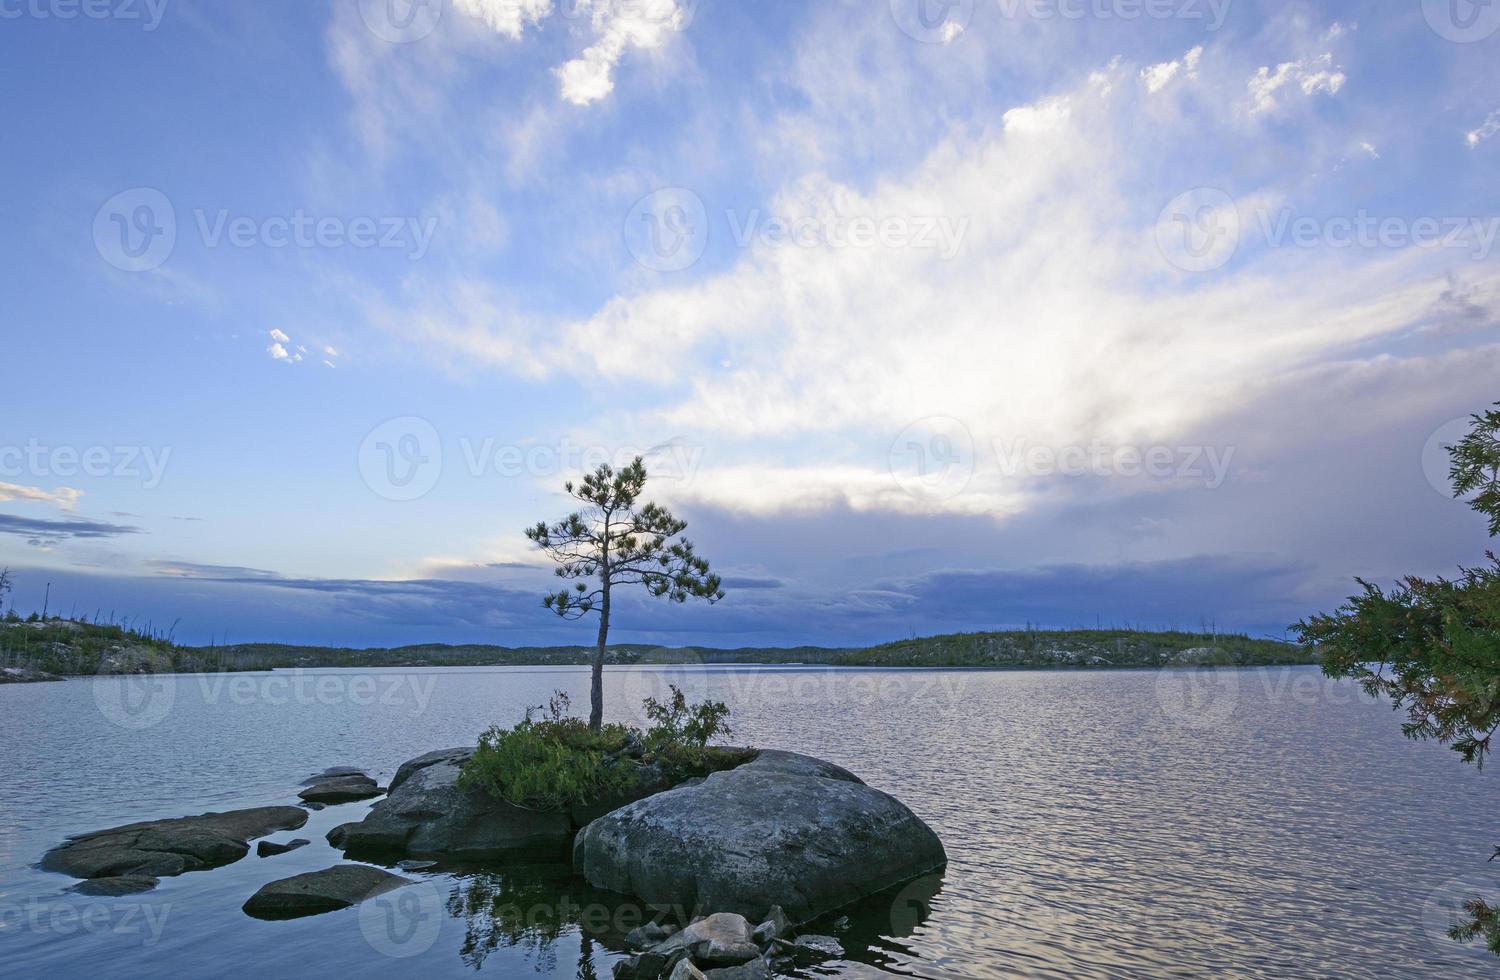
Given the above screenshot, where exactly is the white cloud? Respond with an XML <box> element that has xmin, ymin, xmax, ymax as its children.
<box><xmin>1248</xmin><ymin>53</ymin><xmax>1346</xmax><ymax>116</ymax></box>
<box><xmin>1469</xmin><ymin>110</ymin><xmax>1500</xmax><ymax>148</ymax></box>
<box><xmin>554</xmin><ymin>0</ymin><xmax>689</xmax><ymax>106</ymax></box>
<box><xmin>0</xmin><ymin>482</ymin><xmax>82</xmax><ymax>511</ymax></box>
<box><xmin>1141</xmin><ymin>46</ymin><xmax>1202</xmax><ymax>94</ymax></box>
<box><xmin>453</xmin><ymin>0</ymin><xmax>553</xmax><ymax>40</ymax></box>
<box><xmin>269</xmin><ymin>328</ymin><xmax>291</xmax><ymax>343</ymax></box>
<box><xmin>268</xmin><ymin>342</ymin><xmax>290</xmax><ymax>361</ymax></box>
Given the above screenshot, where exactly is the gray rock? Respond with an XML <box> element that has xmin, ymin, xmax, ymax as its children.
<box><xmin>680</xmin><ymin>913</ymin><xmax>761</xmax><ymax>966</ymax></box>
<box><xmin>298</xmin><ymin>774</ymin><xmax>382</xmax><ymax>804</ymax></box>
<box><xmin>0</xmin><ymin>666</ymin><xmax>64</xmax><ymax>684</ymax></box>
<box><xmin>329</xmin><ymin>747</ymin><xmax>573</xmax><ymax>859</ymax></box>
<box><xmin>751</xmin><ymin>905</ymin><xmax>790</xmax><ymax>947</ymax></box>
<box><xmin>396</xmin><ymin>859</ymin><xmax>438</xmax><ymax>871</ymax></box>
<box><xmin>242</xmin><ymin>865</ymin><xmax>412</xmax><ymax>919</ymax></box>
<box><xmin>625</xmin><ymin>920</ymin><xmax>673</xmax><ymax>950</ymax></box>
<box><xmin>668</xmin><ymin>960</ymin><xmax>707</xmax><ymax>980</ymax></box>
<box><xmin>257</xmin><ymin>838</ymin><xmax>311</xmax><ymax>857</ymax></box>
<box><xmin>703</xmin><ymin>962</ymin><xmax>769</xmax><ymax>980</ymax></box>
<box><xmin>69</xmin><ymin>875</ymin><xmax>159</xmax><ymax>896</ymax></box>
<box><xmin>574</xmin><ymin>756</ymin><xmax>945</xmax><ymax>925</ymax></box>
<box><xmin>41</xmin><ymin>807</ymin><xmax>310</xmax><ymax>883</ymax></box>
<box><xmin>388</xmin><ymin>746</ymin><xmax>472</xmax><ymax>793</ymax></box>
<box><xmin>299</xmin><ymin>766</ymin><xmax>367</xmax><ymax>786</ymax></box>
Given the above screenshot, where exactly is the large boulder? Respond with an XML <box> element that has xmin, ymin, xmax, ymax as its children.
<box><xmin>330</xmin><ymin>746</ymin><xmax>574</xmax><ymax>859</ymax></box>
<box><xmin>242</xmin><ymin>865</ymin><xmax>412</xmax><ymax>919</ymax></box>
<box><xmin>40</xmin><ymin>807</ymin><xmax>309</xmax><ymax>887</ymax></box>
<box><xmin>574</xmin><ymin>752</ymin><xmax>945</xmax><ymax>926</ymax></box>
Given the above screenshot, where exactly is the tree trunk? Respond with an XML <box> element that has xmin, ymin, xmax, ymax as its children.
<box><xmin>591</xmin><ymin>584</ymin><xmax>610</xmax><ymax>733</ymax></box>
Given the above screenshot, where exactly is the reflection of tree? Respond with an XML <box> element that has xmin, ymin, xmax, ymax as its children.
<box><xmin>443</xmin><ymin>864</ymin><xmax>637</xmax><ymax>973</ymax></box>
<box><xmin>814</xmin><ymin>871</ymin><xmax>948</xmax><ymax>975</ymax></box>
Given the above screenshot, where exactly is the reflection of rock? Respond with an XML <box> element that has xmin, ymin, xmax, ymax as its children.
<box><xmin>70</xmin><ymin>875</ymin><xmax>159</xmax><ymax>896</ymax></box>
<box><xmin>243</xmin><ymin>865</ymin><xmax>412</xmax><ymax>919</ymax></box>
<box><xmin>41</xmin><ymin>807</ymin><xmax>309</xmax><ymax>890</ymax></box>
<box><xmin>575</xmin><ymin>751</ymin><xmax>946</xmax><ymax>925</ymax></box>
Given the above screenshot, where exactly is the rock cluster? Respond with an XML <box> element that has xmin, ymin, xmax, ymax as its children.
<box><xmin>613</xmin><ymin>908</ymin><xmax>845</xmax><ymax>979</ymax></box>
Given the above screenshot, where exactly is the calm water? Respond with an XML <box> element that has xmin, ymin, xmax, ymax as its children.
<box><xmin>2</xmin><ymin>665</ymin><xmax>1498</xmax><ymax>978</ymax></box>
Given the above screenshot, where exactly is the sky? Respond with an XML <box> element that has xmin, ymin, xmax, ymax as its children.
<box><xmin>1</xmin><ymin>0</ymin><xmax>1497</xmax><ymax>649</ymax></box>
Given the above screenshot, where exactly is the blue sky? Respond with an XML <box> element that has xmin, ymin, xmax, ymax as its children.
<box><xmin>1</xmin><ymin>0</ymin><xmax>1497</xmax><ymax>648</ymax></box>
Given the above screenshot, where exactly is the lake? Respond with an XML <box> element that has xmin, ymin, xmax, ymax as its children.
<box><xmin>2</xmin><ymin>665</ymin><xmax>1498</xmax><ymax>978</ymax></box>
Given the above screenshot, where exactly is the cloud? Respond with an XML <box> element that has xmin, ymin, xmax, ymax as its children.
<box><xmin>0</xmin><ymin>514</ymin><xmax>142</xmax><ymax>547</ymax></box>
<box><xmin>1141</xmin><ymin>46</ymin><xmax>1202</xmax><ymax>94</ymax></box>
<box><xmin>267</xmin><ymin>341</ymin><xmax>290</xmax><ymax>361</ymax></box>
<box><xmin>1247</xmin><ymin>53</ymin><xmax>1346</xmax><ymax>116</ymax></box>
<box><xmin>453</xmin><ymin>0</ymin><xmax>553</xmax><ymax>39</ymax></box>
<box><xmin>1469</xmin><ymin>110</ymin><xmax>1500</xmax><ymax>148</ymax></box>
<box><xmin>554</xmin><ymin>0</ymin><xmax>691</xmax><ymax>106</ymax></box>
<box><xmin>0</xmin><ymin>482</ymin><xmax>82</xmax><ymax>512</ymax></box>
<box><xmin>269</xmin><ymin>328</ymin><xmax>291</xmax><ymax>343</ymax></box>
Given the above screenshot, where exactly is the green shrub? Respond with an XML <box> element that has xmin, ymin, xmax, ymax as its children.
<box><xmin>460</xmin><ymin>686</ymin><xmax>746</xmax><ymax>809</ymax></box>
<box><xmin>458</xmin><ymin>716</ymin><xmax>638</xmax><ymax>811</ymax></box>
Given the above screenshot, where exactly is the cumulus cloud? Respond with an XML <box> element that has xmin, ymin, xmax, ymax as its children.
<box><xmin>453</xmin><ymin>0</ymin><xmax>553</xmax><ymax>39</ymax></box>
<box><xmin>0</xmin><ymin>482</ymin><xmax>82</xmax><ymax>511</ymax></box>
<box><xmin>1141</xmin><ymin>46</ymin><xmax>1202</xmax><ymax>94</ymax></box>
<box><xmin>1247</xmin><ymin>52</ymin><xmax>1346</xmax><ymax>115</ymax></box>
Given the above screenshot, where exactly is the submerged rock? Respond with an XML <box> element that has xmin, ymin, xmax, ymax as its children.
<box><xmin>257</xmin><ymin>838</ymin><xmax>311</xmax><ymax>858</ymax></box>
<box><xmin>574</xmin><ymin>751</ymin><xmax>945</xmax><ymax>925</ymax></box>
<box><xmin>41</xmin><ymin>807</ymin><xmax>309</xmax><ymax>885</ymax></box>
<box><xmin>242</xmin><ymin>865</ymin><xmax>412</xmax><ymax>919</ymax></box>
<box><xmin>299</xmin><ymin>766</ymin><xmax>368</xmax><ymax>786</ymax></box>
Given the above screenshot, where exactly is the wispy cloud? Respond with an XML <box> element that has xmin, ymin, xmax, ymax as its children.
<box><xmin>0</xmin><ymin>482</ymin><xmax>82</xmax><ymax>512</ymax></box>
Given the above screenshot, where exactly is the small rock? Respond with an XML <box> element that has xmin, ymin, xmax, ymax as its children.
<box><xmin>625</xmin><ymin>921</ymin><xmax>672</xmax><ymax>949</ymax></box>
<box><xmin>257</xmin><ymin>838</ymin><xmax>311</xmax><ymax>858</ymax></box>
<box><xmin>668</xmin><ymin>960</ymin><xmax>707</xmax><ymax>980</ymax></box>
<box><xmin>682</xmin><ymin>912</ymin><xmax>761</xmax><ymax>966</ymax></box>
<box><xmin>300</xmin><ymin>767</ymin><xmax>367</xmax><ymax>786</ymax></box>
<box><xmin>298</xmin><ymin>774</ymin><xmax>382</xmax><ymax>805</ymax></box>
<box><xmin>703</xmin><ymin>962</ymin><xmax>769</xmax><ymax>980</ymax></box>
<box><xmin>301</xmin><ymin>802</ymin><xmax>326</xmax><ymax>812</ymax></box>
<box><xmin>750</xmin><ymin>905</ymin><xmax>790</xmax><ymax>947</ymax></box>
<box><xmin>786</xmin><ymin>934</ymin><xmax>843</xmax><ymax>962</ymax></box>
<box><xmin>397</xmin><ymin>860</ymin><xmax>438</xmax><ymax>871</ymax></box>
<box><xmin>242</xmin><ymin>865</ymin><xmax>412</xmax><ymax>919</ymax></box>
<box><xmin>70</xmin><ymin>875</ymin><xmax>159</xmax><ymax>896</ymax></box>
